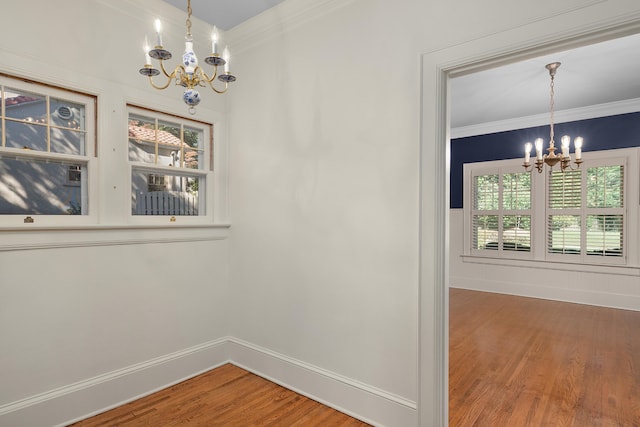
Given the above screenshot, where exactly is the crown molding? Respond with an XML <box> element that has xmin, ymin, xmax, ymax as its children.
<box><xmin>226</xmin><ymin>0</ymin><xmax>358</xmax><ymax>54</ymax></box>
<box><xmin>451</xmin><ymin>98</ymin><xmax>640</xmax><ymax>139</ymax></box>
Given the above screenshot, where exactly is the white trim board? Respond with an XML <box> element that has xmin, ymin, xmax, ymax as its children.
<box><xmin>0</xmin><ymin>338</ymin><xmax>229</xmax><ymax>427</ymax></box>
<box><xmin>0</xmin><ymin>338</ymin><xmax>416</xmax><ymax>427</ymax></box>
<box><xmin>227</xmin><ymin>338</ymin><xmax>418</xmax><ymax>427</ymax></box>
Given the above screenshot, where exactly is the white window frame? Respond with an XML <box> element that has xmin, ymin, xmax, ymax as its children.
<box><xmin>467</xmin><ymin>163</ymin><xmax>534</xmax><ymax>260</ymax></box>
<box><xmin>463</xmin><ymin>147</ymin><xmax>639</xmax><ymax>270</ymax></box>
<box><xmin>0</xmin><ymin>75</ymin><xmax>97</xmax><ymax>227</ymax></box>
<box><xmin>127</xmin><ymin>105</ymin><xmax>214</xmax><ymax>225</ymax></box>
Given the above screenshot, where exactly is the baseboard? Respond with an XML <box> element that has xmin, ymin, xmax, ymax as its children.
<box><xmin>0</xmin><ymin>337</ymin><xmax>417</xmax><ymax>426</ymax></box>
<box><xmin>450</xmin><ymin>277</ymin><xmax>640</xmax><ymax>311</ymax></box>
<box><xmin>0</xmin><ymin>338</ymin><xmax>229</xmax><ymax>427</ymax></box>
<box><xmin>227</xmin><ymin>338</ymin><xmax>418</xmax><ymax>427</ymax></box>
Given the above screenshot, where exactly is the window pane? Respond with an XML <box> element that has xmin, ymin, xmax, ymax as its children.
<box><xmin>548</xmin><ymin>215</ymin><xmax>581</xmax><ymax>254</ymax></box>
<box><xmin>503</xmin><ymin>172</ymin><xmax>530</xmax><ymax>210</ymax></box>
<box><xmin>51</xmin><ymin>128</ymin><xmax>85</xmax><ymax>155</ymax></box>
<box><xmin>549</xmin><ymin>170</ymin><xmax>581</xmax><ymax>209</ymax></box>
<box><xmin>5</xmin><ymin>121</ymin><xmax>47</xmax><ymax>151</ymax></box>
<box><xmin>183</xmin><ymin>126</ymin><xmax>204</xmax><ymax>170</ymax></box>
<box><xmin>0</xmin><ymin>157</ymin><xmax>86</xmax><ymax>215</ymax></box>
<box><xmin>129</xmin><ymin>114</ymin><xmax>157</xmax><ymax>163</ymax></box>
<box><xmin>50</xmin><ymin>99</ymin><xmax>86</xmax><ymax>155</ymax></box>
<box><xmin>474</xmin><ymin>174</ymin><xmax>499</xmax><ymax>210</ymax></box>
<box><xmin>132</xmin><ymin>169</ymin><xmax>203</xmax><ymax>216</ymax></box>
<box><xmin>473</xmin><ymin>215</ymin><xmax>498</xmax><ymax>250</ymax></box>
<box><xmin>51</xmin><ymin>99</ymin><xmax>86</xmax><ymax>131</ymax></box>
<box><xmin>586</xmin><ymin>214</ymin><xmax>623</xmax><ymax>257</ymax></box>
<box><xmin>587</xmin><ymin>165</ymin><xmax>623</xmax><ymax>208</ymax></box>
<box><xmin>503</xmin><ymin>215</ymin><xmax>530</xmax><ymax>252</ymax></box>
<box><xmin>3</xmin><ymin>88</ymin><xmax>47</xmax><ymax>121</ymax></box>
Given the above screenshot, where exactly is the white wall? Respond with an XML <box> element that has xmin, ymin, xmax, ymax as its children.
<box><xmin>226</xmin><ymin>0</ymin><xmax>421</xmax><ymax>410</ymax></box>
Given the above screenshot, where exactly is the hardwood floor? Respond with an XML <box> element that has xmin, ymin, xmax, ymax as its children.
<box><xmin>449</xmin><ymin>288</ymin><xmax>640</xmax><ymax>427</ymax></box>
<box><xmin>70</xmin><ymin>364</ymin><xmax>370</xmax><ymax>426</ymax></box>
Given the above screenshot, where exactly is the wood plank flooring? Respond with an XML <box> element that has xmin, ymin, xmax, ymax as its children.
<box><xmin>449</xmin><ymin>288</ymin><xmax>640</xmax><ymax>427</ymax></box>
<box><xmin>70</xmin><ymin>364</ymin><xmax>370</xmax><ymax>426</ymax></box>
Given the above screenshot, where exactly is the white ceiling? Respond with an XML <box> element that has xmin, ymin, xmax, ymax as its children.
<box><xmin>160</xmin><ymin>1</ymin><xmax>640</xmax><ymax>132</ymax></box>
<box><xmin>162</xmin><ymin>0</ymin><xmax>285</xmax><ymax>31</ymax></box>
<box><xmin>450</xmin><ymin>32</ymin><xmax>640</xmax><ymax>130</ymax></box>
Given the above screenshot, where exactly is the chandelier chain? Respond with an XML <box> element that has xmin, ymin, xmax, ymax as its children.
<box><xmin>549</xmin><ymin>73</ymin><xmax>555</xmax><ymax>146</ymax></box>
<box><xmin>186</xmin><ymin>0</ymin><xmax>192</xmax><ymax>38</ymax></box>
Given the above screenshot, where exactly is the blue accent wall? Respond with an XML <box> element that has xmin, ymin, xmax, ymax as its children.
<box><xmin>450</xmin><ymin>112</ymin><xmax>640</xmax><ymax>209</ymax></box>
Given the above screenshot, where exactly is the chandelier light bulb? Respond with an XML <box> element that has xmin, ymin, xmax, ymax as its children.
<box><xmin>211</xmin><ymin>26</ymin><xmax>219</xmax><ymax>54</ymax></box>
<box><xmin>561</xmin><ymin>135</ymin><xmax>570</xmax><ymax>157</ymax></box>
<box><xmin>154</xmin><ymin>19</ymin><xmax>163</xmax><ymax>46</ymax></box>
<box><xmin>144</xmin><ymin>38</ymin><xmax>151</xmax><ymax>65</ymax></box>
<box><xmin>574</xmin><ymin>137</ymin><xmax>583</xmax><ymax>160</ymax></box>
<box><xmin>223</xmin><ymin>46</ymin><xmax>230</xmax><ymax>73</ymax></box>
<box><xmin>524</xmin><ymin>142</ymin><xmax>532</xmax><ymax>164</ymax></box>
<box><xmin>534</xmin><ymin>138</ymin><xmax>543</xmax><ymax>160</ymax></box>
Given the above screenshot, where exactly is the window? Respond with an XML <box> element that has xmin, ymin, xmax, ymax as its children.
<box><xmin>471</xmin><ymin>168</ymin><xmax>531</xmax><ymax>256</ymax></box>
<box><xmin>0</xmin><ymin>76</ymin><xmax>96</xmax><ymax>219</ymax></box>
<box><xmin>147</xmin><ymin>174</ymin><xmax>166</xmax><ymax>192</ymax></box>
<box><xmin>464</xmin><ymin>149</ymin><xmax>637</xmax><ymax>267</ymax></box>
<box><xmin>548</xmin><ymin>159</ymin><xmax>625</xmax><ymax>262</ymax></box>
<box><xmin>67</xmin><ymin>165</ymin><xmax>82</xmax><ymax>185</ymax></box>
<box><xmin>128</xmin><ymin>106</ymin><xmax>212</xmax><ymax>218</ymax></box>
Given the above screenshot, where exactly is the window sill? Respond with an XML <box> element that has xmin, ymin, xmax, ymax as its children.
<box><xmin>0</xmin><ymin>223</ymin><xmax>231</xmax><ymax>252</ymax></box>
<box><xmin>461</xmin><ymin>254</ymin><xmax>640</xmax><ymax>277</ymax></box>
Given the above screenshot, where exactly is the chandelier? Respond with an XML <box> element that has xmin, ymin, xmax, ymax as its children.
<box><xmin>139</xmin><ymin>0</ymin><xmax>237</xmax><ymax>114</ymax></box>
<box><xmin>523</xmin><ymin>62</ymin><xmax>583</xmax><ymax>173</ymax></box>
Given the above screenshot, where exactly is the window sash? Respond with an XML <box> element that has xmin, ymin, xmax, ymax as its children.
<box><xmin>127</xmin><ymin>105</ymin><xmax>213</xmax><ymax>220</ymax></box>
<box><xmin>471</xmin><ymin>168</ymin><xmax>532</xmax><ymax>256</ymax></box>
<box><xmin>547</xmin><ymin>160</ymin><xmax>625</xmax><ymax>262</ymax></box>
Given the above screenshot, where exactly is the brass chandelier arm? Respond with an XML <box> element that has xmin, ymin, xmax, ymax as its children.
<box><xmin>206</xmin><ymin>78</ymin><xmax>229</xmax><ymax>94</ymax></box>
<box><xmin>198</xmin><ymin>66</ymin><xmax>218</xmax><ymax>84</ymax></box>
<box><xmin>199</xmin><ymin>69</ymin><xmax>230</xmax><ymax>93</ymax></box>
<box><xmin>147</xmin><ymin>70</ymin><xmax>177</xmax><ymax>90</ymax></box>
<box><xmin>158</xmin><ymin>60</ymin><xmax>174</xmax><ymax>79</ymax></box>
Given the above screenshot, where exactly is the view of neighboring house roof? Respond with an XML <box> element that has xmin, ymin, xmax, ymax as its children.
<box><xmin>4</xmin><ymin>95</ymin><xmax>39</xmax><ymax>106</ymax></box>
<box><xmin>128</xmin><ymin>124</ymin><xmax>184</xmax><ymax>146</ymax></box>
<box><xmin>128</xmin><ymin>122</ymin><xmax>199</xmax><ymax>168</ymax></box>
